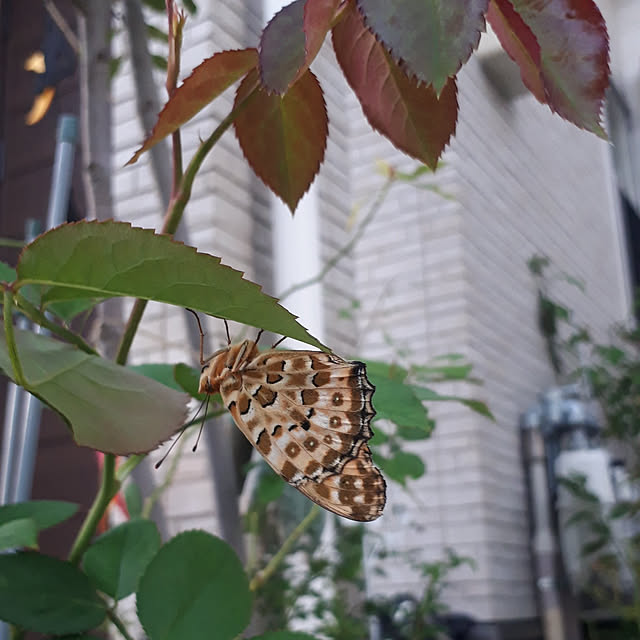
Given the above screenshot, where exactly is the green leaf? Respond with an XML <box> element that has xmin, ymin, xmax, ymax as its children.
<box><xmin>376</xmin><ymin>451</ymin><xmax>425</xmax><ymax>486</ymax></box>
<box><xmin>16</xmin><ymin>221</ymin><xmax>324</xmax><ymax>349</ymax></box>
<box><xmin>365</xmin><ymin>361</ymin><xmax>430</xmax><ymax>429</ymax></box>
<box><xmin>124</xmin><ymin>482</ymin><xmax>143</xmax><ymax>519</ymax></box>
<box><xmin>397</xmin><ymin>423</ymin><xmax>434</xmax><ymax>441</ymax></box>
<box><xmin>234</xmin><ymin>68</ymin><xmax>328</xmax><ymax>213</ymax></box>
<box><xmin>174</xmin><ymin>362</ymin><xmax>207</xmax><ymax>400</ymax></box>
<box><xmin>253</xmin><ymin>467</ymin><xmax>285</xmax><ymax>508</ymax></box>
<box><xmin>47</xmin><ymin>299</ymin><xmax>98</xmax><ymax>323</ymax></box>
<box><xmin>565</xmin><ymin>508</ymin><xmax>597</xmax><ymax>528</ymax></box>
<box><xmin>83</xmin><ymin>519</ymin><xmax>161</xmax><ymax>600</ymax></box>
<box><xmin>130</xmin><ymin>363</ymin><xmax>184</xmax><ymax>392</ymax></box>
<box><xmin>581</xmin><ymin>536</ymin><xmax>609</xmax><ymax>556</ymax></box>
<box><xmin>609</xmin><ymin>501</ymin><xmax>635</xmax><ymax>519</ymax></box>
<box><xmin>151</xmin><ymin>54</ymin><xmax>168</xmax><ymax>71</ymax></box>
<box><xmin>0</xmin><ymin>518</ymin><xmax>38</xmax><ymax>551</ymax></box>
<box><xmin>356</xmin><ymin>0</ymin><xmax>487</xmax><ymax>93</ymax></box>
<box><xmin>137</xmin><ymin>530</ymin><xmax>251</xmax><ymax>640</ymax></box>
<box><xmin>251</xmin><ymin>633</ymin><xmax>320</xmax><ymax>640</ymax></box>
<box><xmin>0</xmin><ymin>500</ymin><xmax>78</xmax><ymax>531</ymax></box>
<box><xmin>411</xmin><ymin>362</ymin><xmax>473</xmax><ymax>382</ymax></box>
<box><xmin>412</xmin><ymin>386</ymin><xmax>494</xmax><ymax>420</ymax></box>
<box><xmin>0</xmin><ymin>261</ymin><xmax>16</xmax><ymax>282</ymax></box>
<box><xmin>0</xmin><ymin>552</ymin><xmax>106</xmax><ymax>634</ymax></box>
<box><xmin>0</xmin><ymin>329</ymin><xmax>188</xmax><ymax>455</ymax></box>
<box><xmin>146</xmin><ymin>24</ymin><xmax>168</xmax><ymax>42</ymax></box>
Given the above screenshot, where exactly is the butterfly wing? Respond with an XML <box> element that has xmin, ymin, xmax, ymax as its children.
<box><xmin>220</xmin><ymin>350</ymin><xmax>386</xmax><ymax>521</ymax></box>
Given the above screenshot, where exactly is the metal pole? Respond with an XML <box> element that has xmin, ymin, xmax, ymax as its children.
<box><xmin>11</xmin><ymin>115</ymin><xmax>78</xmax><ymax>503</ymax></box>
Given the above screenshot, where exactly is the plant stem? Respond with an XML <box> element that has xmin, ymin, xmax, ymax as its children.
<box><xmin>0</xmin><ymin>237</ymin><xmax>24</xmax><ymax>248</ymax></box>
<box><xmin>68</xmin><ymin>454</ymin><xmax>119</xmax><ymax>564</ymax></box>
<box><xmin>114</xmin><ymin>82</ymin><xmax>258</xmax><ymax>365</ymax></box>
<box><xmin>279</xmin><ymin>176</ymin><xmax>393</xmax><ymax>302</ymax></box>
<box><xmin>14</xmin><ymin>294</ymin><xmax>99</xmax><ymax>356</ymax></box>
<box><xmin>249</xmin><ymin>504</ymin><xmax>321</xmax><ymax>592</ymax></box>
<box><xmin>106</xmin><ymin>607</ymin><xmax>136</xmax><ymax>640</ymax></box>
<box><xmin>3</xmin><ymin>289</ymin><xmax>27</xmax><ymax>387</ymax></box>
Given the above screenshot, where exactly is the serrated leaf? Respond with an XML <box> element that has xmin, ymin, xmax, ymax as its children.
<box><xmin>124</xmin><ymin>482</ymin><xmax>143</xmax><ymax>519</ymax></box>
<box><xmin>234</xmin><ymin>68</ymin><xmax>327</xmax><ymax>212</ymax></box>
<box><xmin>356</xmin><ymin>0</ymin><xmax>488</xmax><ymax>93</ymax></box>
<box><xmin>412</xmin><ymin>386</ymin><xmax>494</xmax><ymax>420</ymax></box>
<box><xmin>0</xmin><ymin>518</ymin><xmax>38</xmax><ymax>551</ymax></box>
<box><xmin>0</xmin><ymin>260</ymin><xmax>16</xmax><ymax>282</ymax></box>
<box><xmin>127</xmin><ymin>49</ymin><xmax>258</xmax><ymax>164</ymax></box>
<box><xmin>83</xmin><ymin>519</ymin><xmax>161</xmax><ymax>600</ymax></box>
<box><xmin>16</xmin><ymin>221</ymin><xmax>324</xmax><ymax>348</ymax></box>
<box><xmin>137</xmin><ymin>531</ymin><xmax>251</xmax><ymax>640</ymax></box>
<box><xmin>260</xmin><ymin>0</ymin><xmax>305</xmax><ymax>94</ymax></box>
<box><xmin>333</xmin><ymin>4</ymin><xmax>458</xmax><ymax>169</ymax></box>
<box><xmin>0</xmin><ymin>329</ymin><xmax>189</xmax><ymax>455</ymax></box>
<box><xmin>487</xmin><ymin>0</ymin><xmax>609</xmax><ymax>136</ymax></box>
<box><xmin>260</xmin><ymin>0</ymin><xmax>340</xmax><ymax>93</ymax></box>
<box><xmin>250</xmin><ymin>633</ymin><xmax>320</xmax><ymax>640</ymax></box>
<box><xmin>365</xmin><ymin>361</ymin><xmax>431</xmax><ymax>429</ymax></box>
<box><xmin>0</xmin><ymin>500</ymin><xmax>78</xmax><ymax>531</ymax></box>
<box><xmin>376</xmin><ymin>451</ymin><xmax>425</xmax><ymax>486</ymax></box>
<box><xmin>130</xmin><ymin>363</ymin><xmax>184</xmax><ymax>392</ymax></box>
<box><xmin>0</xmin><ymin>552</ymin><xmax>106</xmax><ymax>634</ymax></box>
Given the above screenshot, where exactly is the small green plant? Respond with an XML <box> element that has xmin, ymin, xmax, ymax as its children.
<box><xmin>529</xmin><ymin>255</ymin><xmax>640</xmax><ymax>636</ymax></box>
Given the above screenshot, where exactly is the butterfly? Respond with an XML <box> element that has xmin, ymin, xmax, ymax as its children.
<box><xmin>179</xmin><ymin>314</ymin><xmax>386</xmax><ymax>522</ymax></box>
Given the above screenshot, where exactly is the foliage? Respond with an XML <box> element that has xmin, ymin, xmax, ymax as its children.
<box><xmin>0</xmin><ymin>0</ymin><xmax>611</xmax><ymax>637</ymax></box>
<box><xmin>129</xmin><ymin>0</ymin><xmax>610</xmax><ymax>211</ymax></box>
<box><xmin>529</xmin><ymin>257</ymin><xmax>640</xmax><ymax>634</ymax></box>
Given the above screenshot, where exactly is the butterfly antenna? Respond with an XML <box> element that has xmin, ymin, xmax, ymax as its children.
<box><xmin>272</xmin><ymin>335</ymin><xmax>286</xmax><ymax>349</ymax></box>
<box><xmin>155</xmin><ymin>394</ymin><xmax>209</xmax><ymax>468</ymax></box>
<box><xmin>186</xmin><ymin>308</ymin><xmax>206</xmax><ymax>365</ymax></box>
<box><xmin>155</xmin><ymin>424</ymin><xmax>188</xmax><ymax>469</ymax></box>
<box><xmin>254</xmin><ymin>328</ymin><xmax>264</xmax><ymax>345</ymax></box>
<box><xmin>224</xmin><ymin>319</ymin><xmax>231</xmax><ymax>346</ymax></box>
<box><xmin>192</xmin><ymin>395</ymin><xmax>210</xmax><ymax>453</ymax></box>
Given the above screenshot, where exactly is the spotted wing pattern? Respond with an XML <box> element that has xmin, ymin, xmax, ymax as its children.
<box><xmin>221</xmin><ymin>350</ymin><xmax>386</xmax><ymax>522</ymax></box>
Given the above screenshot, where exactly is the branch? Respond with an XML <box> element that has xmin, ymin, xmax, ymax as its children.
<box><xmin>68</xmin><ymin>454</ymin><xmax>119</xmax><ymax>564</ymax></box>
<box><xmin>279</xmin><ymin>176</ymin><xmax>394</xmax><ymax>302</ymax></box>
<box><xmin>249</xmin><ymin>505</ymin><xmax>321</xmax><ymax>592</ymax></box>
<box><xmin>44</xmin><ymin>0</ymin><xmax>80</xmax><ymax>54</ymax></box>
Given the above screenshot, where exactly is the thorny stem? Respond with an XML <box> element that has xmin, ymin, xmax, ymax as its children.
<box><xmin>249</xmin><ymin>505</ymin><xmax>321</xmax><ymax>592</ymax></box>
<box><xmin>279</xmin><ymin>176</ymin><xmax>394</xmax><ymax>302</ymax></box>
<box><xmin>106</xmin><ymin>607</ymin><xmax>136</xmax><ymax>640</ymax></box>
<box><xmin>68</xmin><ymin>454</ymin><xmax>119</xmax><ymax>565</ymax></box>
<box><xmin>3</xmin><ymin>289</ymin><xmax>27</xmax><ymax>388</ymax></box>
<box><xmin>115</xmin><ymin>81</ymin><xmax>259</xmax><ymax>366</ymax></box>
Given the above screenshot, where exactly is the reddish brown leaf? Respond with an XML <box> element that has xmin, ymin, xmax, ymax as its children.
<box><xmin>260</xmin><ymin>0</ymin><xmax>306</xmax><ymax>94</ymax></box>
<box><xmin>332</xmin><ymin>4</ymin><xmax>458</xmax><ymax>169</ymax></box>
<box><xmin>487</xmin><ymin>0</ymin><xmax>543</xmax><ymax>101</ymax></box>
<box><xmin>487</xmin><ymin>0</ymin><xmax>609</xmax><ymax>136</ymax></box>
<box><xmin>300</xmin><ymin>0</ymin><xmax>342</xmax><ymax>80</ymax></box>
<box><xmin>260</xmin><ymin>0</ymin><xmax>340</xmax><ymax>94</ymax></box>
<box><xmin>357</xmin><ymin>0</ymin><xmax>488</xmax><ymax>94</ymax></box>
<box><xmin>127</xmin><ymin>49</ymin><xmax>258</xmax><ymax>165</ymax></box>
<box><xmin>234</xmin><ymin>69</ymin><xmax>328</xmax><ymax>212</ymax></box>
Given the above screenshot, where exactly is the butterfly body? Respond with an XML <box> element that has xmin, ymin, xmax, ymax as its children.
<box><xmin>198</xmin><ymin>342</ymin><xmax>386</xmax><ymax>521</ymax></box>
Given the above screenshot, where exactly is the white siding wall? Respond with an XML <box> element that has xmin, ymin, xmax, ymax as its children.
<box><xmin>110</xmin><ymin>0</ymin><xmax>638</xmax><ymax>628</ymax></box>
<box><xmin>352</xmin><ymin>50</ymin><xmax>629</xmax><ymax>623</ymax></box>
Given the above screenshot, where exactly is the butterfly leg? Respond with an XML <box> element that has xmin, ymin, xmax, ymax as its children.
<box><xmin>186</xmin><ymin>308</ymin><xmax>206</xmax><ymax>365</ymax></box>
<box><xmin>272</xmin><ymin>335</ymin><xmax>286</xmax><ymax>349</ymax></box>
